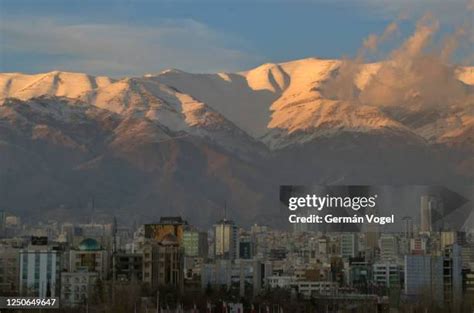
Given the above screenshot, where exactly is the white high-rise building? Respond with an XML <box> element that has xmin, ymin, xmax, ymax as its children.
<box><xmin>19</xmin><ymin>242</ymin><xmax>61</xmax><ymax>297</ymax></box>
<box><xmin>214</xmin><ymin>219</ymin><xmax>238</xmax><ymax>260</ymax></box>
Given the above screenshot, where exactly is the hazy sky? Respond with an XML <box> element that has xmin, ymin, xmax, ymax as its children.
<box><xmin>0</xmin><ymin>0</ymin><xmax>471</xmax><ymax>76</ymax></box>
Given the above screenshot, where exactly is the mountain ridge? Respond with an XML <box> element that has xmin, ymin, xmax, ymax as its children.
<box><xmin>1</xmin><ymin>57</ymin><xmax>472</xmax><ymax>151</ymax></box>
<box><xmin>0</xmin><ymin>57</ymin><xmax>472</xmax><ymax>225</ymax></box>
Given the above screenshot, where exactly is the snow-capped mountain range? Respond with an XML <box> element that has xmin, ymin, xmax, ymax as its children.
<box><xmin>2</xmin><ymin>58</ymin><xmax>472</xmax><ymax>149</ymax></box>
<box><xmin>0</xmin><ymin>58</ymin><xmax>472</xmax><ymax>226</ymax></box>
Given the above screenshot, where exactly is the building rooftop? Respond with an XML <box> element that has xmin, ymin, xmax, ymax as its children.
<box><xmin>157</xmin><ymin>216</ymin><xmax>187</xmax><ymax>225</ymax></box>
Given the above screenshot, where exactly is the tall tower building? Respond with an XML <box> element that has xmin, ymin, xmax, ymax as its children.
<box><xmin>214</xmin><ymin>219</ymin><xmax>238</xmax><ymax>260</ymax></box>
<box><xmin>420</xmin><ymin>195</ymin><xmax>444</xmax><ymax>234</ymax></box>
<box><xmin>420</xmin><ymin>196</ymin><xmax>434</xmax><ymax>233</ymax></box>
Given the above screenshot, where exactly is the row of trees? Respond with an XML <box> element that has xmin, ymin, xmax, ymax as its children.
<box><xmin>20</xmin><ymin>279</ymin><xmax>473</xmax><ymax>313</ymax></box>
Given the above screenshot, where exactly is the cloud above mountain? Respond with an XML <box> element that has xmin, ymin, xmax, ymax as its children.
<box><xmin>0</xmin><ymin>18</ymin><xmax>262</xmax><ymax>77</ymax></box>
<box><xmin>321</xmin><ymin>8</ymin><xmax>473</xmax><ymax>112</ymax></box>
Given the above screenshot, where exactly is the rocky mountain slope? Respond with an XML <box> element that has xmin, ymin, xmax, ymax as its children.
<box><xmin>0</xmin><ymin>58</ymin><xmax>472</xmax><ymax>226</ymax></box>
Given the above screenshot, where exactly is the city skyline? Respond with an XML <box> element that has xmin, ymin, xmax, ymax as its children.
<box><xmin>1</xmin><ymin>206</ymin><xmax>473</xmax><ymax>311</ymax></box>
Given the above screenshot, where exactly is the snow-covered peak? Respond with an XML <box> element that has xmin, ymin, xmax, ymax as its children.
<box><xmin>0</xmin><ymin>57</ymin><xmax>472</xmax><ymax>151</ymax></box>
<box><xmin>0</xmin><ymin>71</ymin><xmax>114</xmax><ymax>101</ymax></box>
<box><xmin>79</xmin><ymin>76</ymin><xmax>265</xmax><ymax>158</ymax></box>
